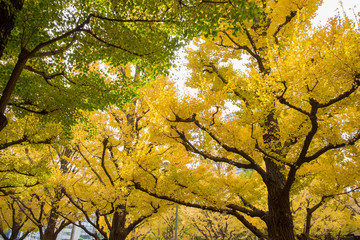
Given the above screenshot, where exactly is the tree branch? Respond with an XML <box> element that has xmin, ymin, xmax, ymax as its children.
<box><xmin>0</xmin><ymin>134</ymin><xmax>54</xmax><ymax>150</ymax></box>
<box><xmin>80</xmin><ymin>29</ymin><xmax>151</xmax><ymax>57</ymax></box>
<box><xmin>90</xmin><ymin>14</ymin><xmax>170</xmax><ymax>23</ymax></box>
<box><xmin>239</xmin><ymin>25</ymin><xmax>267</xmax><ymax>73</ymax></box>
<box><xmin>29</xmin><ymin>15</ymin><xmax>91</xmax><ymax>57</ymax></box>
<box><xmin>226</xmin><ymin>203</ymin><xmax>266</xmax><ymax>218</ymax></box>
<box><xmin>304</xmin><ymin>131</ymin><xmax>360</xmax><ymax>163</ymax></box>
<box><xmin>167</xmin><ymin>113</ymin><xmax>267</xmax><ymax>178</ymax></box>
<box><xmin>100</xmin><ymin>138</ymin><xmax>114</xmax><ymax>186</ymax></box>
<box><xmin>218</xmin><ymin>30</ymin><xmax>258</xmax><ymax>59</ymax></box>
<box><xmin>0</xmin><ymin>15</ymin><xmax>91</xmax><ymax>130</ymax></box>
<box><xmin>9</xmin><ymin>102</ymin><xmax>59</xmax><ymax>115</ymax></box>
<box><xmin>255</xmin><ymin>143</ymin><xmax>292</xmax><ymax>167</ymax></box>
<box><xmin>173</xmin><ymin>128</ymin><xmax>257</xmax><ymax>171</ymax></box>
<box><xmin>76</xmin><ymin>144</ymin><xmax>106</xmax><ymax>186</ymax></box>
<box><xmin>273</xmin><ymin>11</ymin><xmax>297</xmax><ymax>45</ymax></box>
<box><xmin>277</xmin><ymin>84</ymin><xmax>310</xmax><ymax>116</ymax></box>
<box><xmin>317</xmin><ymin>74</ymin><xmax>360</xmax><ymax>108</ymax></box>
<box><xmin>230</xmin><ymin>210</ymin><xmax>268</xmax><ymax>239</ymax></box>
<box><xmin>134</xmin><ymin>181</ymin><xmax>267</xmax><ymax>238</ymax></box>
<box><xmin>126</xmin><ymin>205</ymin><xmax>159</xmax><ymax>232</ymax></box>
<box><xmin>34</xmin><ymin>33</ymin><xmax>77</xmax><ymax>58</ymax></box>
<box><xmin>0</xmin><ymin>135</ymin><xmax>27</xmax><ymax>150</ymax></box>
<box><xmin>283</xmin><ymin>100</ymin><xmax>319</xmax><ymax>194</ymax></box>
<box><xmin>62</xmin><ymin>190</ymin><xmax>107</xmax><ymax>239</ymax></box>
<box><xmin>24</xmin><ymin>65</ymin><xmax>63</xmax><ymax>88</ymax></box>
<box><xmin>203</xmin><ymin>62</ymin><xmax>247</xmax><ymax>102</ymax></box>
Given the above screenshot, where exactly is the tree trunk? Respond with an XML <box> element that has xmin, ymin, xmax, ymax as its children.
<box><xmin>262</xmin><ymin>111</ymin><xmax>296</xmax><ymax>240</ymax></box>
<box><xmin>0</xmin><ymin>0</ymin><xmax>24</xmax><ymax>59</ymax></box>
<box><xmin>8</xmin><ymin>225</ymin><xmax>20</xmax><ymax>240</ymax></box>
<box><xmin>265</xmin><ymin>158</ymin><xmax>296</xmax><ymax>240</ymax></box>
<box><xmin>0</xmin><ymin>48</ymin><xmax>30</xmax><ymax>131</ymax></box>
<box><xmin>267</xmin><ymin>188</ymin><xmax>295</xmax><ymax>240</ymax></box>
<box><xmin>41</xmin><ymin>210</ymin><xmax>59</xmax><ymax>240</ymax></box>
<box><xmin>109</xmin><ymin>211</ymin><xmax>130</xmax><ymax>240</ymax></box>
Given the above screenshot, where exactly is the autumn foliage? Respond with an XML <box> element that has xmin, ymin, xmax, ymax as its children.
<box><xmin>1</xmin><ymin>0</ymin><xmax>360</xmax><ymax>240</ymax></box>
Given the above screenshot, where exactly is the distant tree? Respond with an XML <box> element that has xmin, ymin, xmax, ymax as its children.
<box><xmin>0</xmin><ymin>196</ymin><xmax>35</xmax><ymax>240</ymax></box>
<box><xmin>60</xmin><ymin>98</ymin><xmax>173</xmax><ymax>240</ymax></box>
<box><xmin>10</xmin><ymin>147</ymin><xmax>79</xmax><ymax>240</ymax></box>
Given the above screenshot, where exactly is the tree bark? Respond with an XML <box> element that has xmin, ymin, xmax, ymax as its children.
<box><xmin>266</xmin><ymin>184</ymin><xmax>295</xmax><ymax>240</ymax></box>
<box><xmin>109</xmin><ymin>211</ymin><xmax>130</xmax><ymax>240</ymax></box>
<box><xmin>8</xmin><ymin>224</ymin><xmax>21</xmax><ymax>240</ymax></box>
<box><xmin>0</xmin><ymin>48</ymin><xmax>30</xmax><ymax>131</ymax></box>
<box><xmin>41</xmin><ymin>209</ymin><xmax>60</xmax><ymax>240</ymax></box>
<box><xmin>263</xmin><ymin>111</ymin><xmax>296</xmax><ymax>240</ymax></box>
<box><xmin>0</xmin><ymin>0</ymin><xmax>24</xmax><ymax>59</ymax></box>
<box><xmin>0</xmin><ymin>0</ymin><xmax>25</xmax><ymax>131</ymax></box>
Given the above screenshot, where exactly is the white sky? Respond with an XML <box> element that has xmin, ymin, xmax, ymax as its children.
<box><xmin>313</xmin><ymin>0</ymin><xmax>359</xmax><ymax>26</ymax></box>
<box><xmin>170</xmin><ymin>0</ymin><xmax>360</xmax><ymax>89</ymax></box>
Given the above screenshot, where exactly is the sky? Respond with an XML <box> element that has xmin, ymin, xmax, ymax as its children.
<box><xmin>171</xmin><ymin>0</ymin><xmax>360</xmax><ymax>89</ymax></box>
<box><xmin>313</xmin><ymin>0</ymin><xmax>359</xmax><ymax>26</ymax></box>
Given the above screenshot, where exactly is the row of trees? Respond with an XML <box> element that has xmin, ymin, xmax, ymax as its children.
<box><xmin>1</xmin><ymin>0</ymin><xmax>360</xmax><ymax>239</ymax></box>
<box><xmin>1</xmin><ymin>99</ymin><xmax>359</xmax><ymax>240</ymax></box>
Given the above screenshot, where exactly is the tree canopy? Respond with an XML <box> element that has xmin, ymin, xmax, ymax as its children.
<box><xmin>0</xmin><ymin>0</ymin><xmax>258</xmax><ymax>131</ymax></box>
<box><xmin>1</xmin><ymin>0</ymin><xmax>360</xmax><ymax>240</ymax></box>
<box><xmin>131</xmin><ymin>1</ymin><xmax>360</xmax><ymax>239</ymax></box>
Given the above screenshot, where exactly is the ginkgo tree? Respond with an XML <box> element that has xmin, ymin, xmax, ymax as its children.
<box><xmin>131</xmin><ymin>0</ymin><xmax>360</xmax><ymax>239</ymax></box>
<box><xmin>186</xmin><ymin>208</ymin><xmax>254</xmax><ymax>240</ymax></box>
<box><xmin>58</xmin><ymin>99</ymin><xmax>176</xmax><ymax>240</ymax></box>
<box><xmin>11</xmin><ymin>147</ymin><xmax>82</xmax><ymax>240</ymax></box>
<box><xmin>0</xmin><ymin>0</ymin><xmax>174</xmax><ymax>131</ymax></box>
<box><xmin>0</xmin><ymin>0</ymin><xmax>258</xmax><ymax>131</ymax></box>
<box><xmin>0</xmin><ymin>196</ymin><xmax>35</xmax><ymax>240</ymax></box>
<box><xmin>2</xmin><ymin>0</ymin><xmax>360</xmax><ymax>239</ymax></box>
<box><xmin>0</xmin><ymin>113</ymin><xmax>62</xmax><ymax>195</ymax></box>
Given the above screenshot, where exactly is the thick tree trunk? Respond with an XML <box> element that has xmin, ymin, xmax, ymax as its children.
<box><xmin>41</xmin><ymin>210</ymin><xmax>59</xmax><ymax>240</ymax></box>
<box><xmin>267</xmin><ymin>187</ymin><xmax>295</xmax><ymax>240</ymax></box>
<box><xmin>109</xmin><ymin>211</ymin><xmax>130</xmax><ymax>240</ymax></box>
<box><xmin>262</xmin><ymin>111</ymin><xmax>296</xmax><ymax>240</ymax></box>
<box><xmin>264</xmin><ymin>156</ymin><xmax>296</xmax><ymax>240</ymax></box>
<box><xmin>8</xmin><ymin>225</ymin><xmax>20</xmax><ymax>240</ymax></box>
